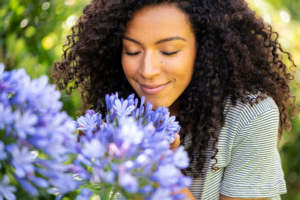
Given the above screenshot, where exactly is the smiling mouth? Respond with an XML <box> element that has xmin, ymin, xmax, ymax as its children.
<box><xmin>141</xmin><ymin>83</ymin><xmax>168</xmax><ymax>89</ymax></box>
<box><xmin>140</xmin><ymin>82</ymin><xmax>170</xmax><ymax>94</ymax></box>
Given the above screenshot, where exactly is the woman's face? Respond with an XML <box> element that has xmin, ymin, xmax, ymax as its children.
<box><xmin>122</xmin><ymin>5</ymin><xmax>196</xmax><ymax>116</ymax></box>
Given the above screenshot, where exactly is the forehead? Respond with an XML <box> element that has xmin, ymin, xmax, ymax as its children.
<box><xmin>124</xmin><ymin>5</ymin><xmax>193</xmax><ymax>41</ymax></box>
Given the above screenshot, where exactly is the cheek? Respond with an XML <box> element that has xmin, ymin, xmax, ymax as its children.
<box><xmin>163</xmin><ymin>51</ymin><xmax>194</xmax><ymax>83</ymax></box>
<box><xmin>122</xmin><ymin>57</ymin><xmax>139</xmax><ymax>79</ymax></box>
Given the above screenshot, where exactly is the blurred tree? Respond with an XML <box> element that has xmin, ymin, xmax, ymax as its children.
<box><xmin>248</xmin><ymin>1</ymin><xmax>300</xmax><ymax>200</ymax></box>
<box><xmin>268</xmin><ymin>0</ymin><xmax>300</xmax><ymax>21</ymax></box>
<box><xmin>0</xmin><ymin>0</ymin><xmax>299</xmax><ymax>199</ymax></box>
<box><xmin>0</xmin><ymin>0</ymin><xmax>87</xmax><ymax>120</ymax></box>
<box><xmin>249</xmin><ymin>0</ymin><xmax>300</xmax><ymax>200</ymax></box>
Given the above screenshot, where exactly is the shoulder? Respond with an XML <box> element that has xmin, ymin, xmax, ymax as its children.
<box><xmin>215</xmin><ymin>94</ymin><xmax>286</xmax><ymax>199</ymax></box>
<box><xmin>222</xmin><ymin>93</ymin><xmax>279</xmax><ymax>134</ymax></box>
<box><xmin>215</xmin><ymin>93</ymin><xmax>280</xmax><ymax>166</ymax></box>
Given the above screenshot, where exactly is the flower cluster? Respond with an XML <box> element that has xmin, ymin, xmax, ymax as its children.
<box><xmin>88</xmin><ymin>92</ymin><xmax>180</xmax><ymax>144</ymax></box>
<box><xmin>0</xmin><ymin>64</ymin><xmax>79</xmax><ymax>199</ymax></box>
<box><xmin>74</xmin><ymin>92</ymin><xmax>191</xmax><ymax>199</ymax></box>
<box><xmin>0</xmin><ymin>63</ymin><xmax>191</xmax><ymax>200</ymax></box>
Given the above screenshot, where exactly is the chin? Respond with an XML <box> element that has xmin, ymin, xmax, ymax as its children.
<box><xmin>151</xmin><ymin>101</ymin><xmax>167</xmax><ymax>110</ymax></box>
<box><xmin>143</xmin><ymin>96</ymin><xmax>170</xmax><ymax>109</ymax></box>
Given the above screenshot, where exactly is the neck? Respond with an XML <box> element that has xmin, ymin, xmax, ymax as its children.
<box><xmin>168</xmin><ymin>99</ymin><xmax>180</xmax><ymax>117</ymax></box>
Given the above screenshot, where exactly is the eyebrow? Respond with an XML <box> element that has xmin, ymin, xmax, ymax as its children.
<box><xmin>122</xmin><ymin>35</ymin><xmax>186</xmax><ymax>45</ymax></box>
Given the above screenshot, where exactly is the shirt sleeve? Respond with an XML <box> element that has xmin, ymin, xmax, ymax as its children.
<box><xmin>219</xmin><ymin>108</ymin><xmax>287</xmax><ymax>199</ymax></box>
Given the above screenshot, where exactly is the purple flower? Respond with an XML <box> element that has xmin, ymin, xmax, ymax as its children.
<box><xmin>77</xmin><ymin>154</ymin><xmax>93</xmax><ymax>167</ymax></box>
<box><xmin>151</xmin><ymin>164</ymin><xmax>181</xmax><ymax>187</ymax></box>
<box><xmin>171</xmin><ymin>193</ymin><xmax>187</xmax><ymax>200</ymax></box>
<box><xmin>139</xmin><ymin>185</ymin><xmax>152</xmax><ymax>194</ymax></box>
<box><xmin>118</xmin><ymin>165</ymin><xmax>139</xmax><ymax>193</ymax></box>
<box><xmin>77</xmin><ymin>113</ymin><xmax>98</xmax><ymax>135</ymax></box>
<box><xmin>158</xmin><ymin>150</ymin><xmax>174</xmax><ymax>165</ymax></box>
<box><xmin>0</xmin><ymin>175</ymin><xmax>16</xmax><ymax>200</ymax></box>
<box><xmin>0</xmin><ymin>104</ymin><xmax>13</xmax><ymax>129</ymax></box>
<box><xmin>105</xmin><ymin>94</ymin><xmax>112</xmax><ymax>110</ymax></box>
<box><xmin>0</xmin><ymin>141</ymin><xmax>7</xmax><ymax>161</ymax></box>
<box><xmin>6</xmin><ymin>145</ymin><xmax>35</xmax><ymax>178</ymax></box>
<box><xmin>140</xmin><ymin>96</ymin><xmax>145</xmax><ymax>107</ymax></box>
<box><xmin>31</xmin><ymin>134</ymin><xmax>75</xmax><ymax>162</ymax></box>
<box><xmin>15</xmin><ymin>177</ymin><xmax>38</xmax><ymax>196</ymax></box>
<box><xmin>108</xmin><ymin>143</ymin><xmax>121</xmax><ymax>161</ymax></box>
<box><xmin>90</xmin><ymin>166</ymin><xmax>102</xmax><ymax>183</ymax></box>
<box><xmin>113</xmin><ymin>99</ymin><xmax>135</xmax><ymax>116</ymax></box>
<box><xmin>122</xmin><ymin>160</ymin><xmax>135</xmax><ymax>171</ymax></box>
<box><xmin>42</xmin><ymin>111</ymin><xmax>76</xmax><ymax>140</ymax></box>
<box><xmin>81</xmin><ymin>138</ymin><xmax>106</xmax><ymax>159</ymax></box>
<box><xmin>135</xmin><ymin>154</ymin><xmax>152</xmax><ymax>168</ymax></box>
<box><xmin>76</xmin><ymin>188</ymin><xmax>93</xmax><ymax>200</ymax></box>
<box><xmin>48</xmin><ymin>173</ymin><xmax>80</xmax><ymax>195</ymax></box>
<box><xmin>105</xmin><ymin>114</ymin><xmax>110</xmax><ymax>123</ymax></box>
<box><xmin>24</xmin><ymin>76</ymin><xmax>62</xmax><ymax>113</ymax></box>
<box><xmin>149</xmin><ymin>188</ymin><xmax>172</xmax><ymax>200</ymax></box>
<box><xmin>30</xmin><ymin>177</ymin><xmax>49</xmax><ymax>188</ymax></box>
<box><xmin>173</xmin><ymin>146</ymin><xmax>189</xmax><ymax>169</ymax></box>
<box><xmin>165</xmin><ymin>116</ymin><xmax>180</xmax><ymax>132</ymax></box>
<box><xmin>0</xmin><ymin>66</ymin><xmax>84</xmax><ymax>198</ymax></box>
<box><xmin>177</xmin><ymin>176</ymin><xmax>192</xmax><ymax>188</ymax></box>
<box><xmin>165</xmin><ymin>131</ymin><xmax>176</xmax><ymax>144</ymax></box>
<box><xmin>67</xmin><ymin>163</ymin><xmax>90</xmax><ymax>180</ymax></box>
<box><xmin>0</xmin><ymin>63</ymin><xmax>4</xmax><ymax>75</ymax></box>
<box><xmin>73</xmin><ymin>121</ymin><xmax>79</xmax><ymax>128</ymax></box>
<box><xmin>4</xmin><ymin>68</ymin><xmax>31</xmax><ymax>102</ymax></box>
<box><xmin>134</xmin><ymin>98</ymin><xmax>139</xmax><ymax>108</ymax></box>
<box><xmin>86</xmin><ymin>110</ymin><xmax>95</xmax><ymax>116</ymax></box>
<box><xmin>102</xmin><ymin>171</ymin><xmax>115</xmax><ymax>184</ymax></box>
<box><xmin>72</xmin><ymin>92</ymin><xmax>191</xmax><ymax>199</ymax></box>
<box><xmin>105</xmin><ymin>92</ymin><xmax>119</xmax><ymax>111</ymax></box>
<box><xmin>116</xmin><ymin>116</ymin><xmax>144</xmax><ymax>144</ymax></box>
<box><xmin>13</xmin><ymin>109</ymin><xmax>38</xmax><ymax>139</ymax></box>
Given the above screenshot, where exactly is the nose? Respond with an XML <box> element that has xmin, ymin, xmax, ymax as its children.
<box><xmin>139</xmin><ymin>50</ymin><xmax>161</xmax><ymax>79</ymax></box>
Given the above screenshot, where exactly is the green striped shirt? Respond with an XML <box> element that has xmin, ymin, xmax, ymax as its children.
<box><xmin>185</xmin><ymin>93</ymin><xmax>286</xmax><ymax>200</ymax></box>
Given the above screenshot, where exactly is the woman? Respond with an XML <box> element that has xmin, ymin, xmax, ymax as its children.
<box><xmin>50</xmin><ymin>0</ymin><xmax>297</xmax><ymax>199</ymax></box>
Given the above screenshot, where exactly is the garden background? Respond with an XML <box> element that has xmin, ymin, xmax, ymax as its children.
<box><xmin>0</xmin><ymin>0</ymin><xmax>299</xmax><ymax>199</ymax></box>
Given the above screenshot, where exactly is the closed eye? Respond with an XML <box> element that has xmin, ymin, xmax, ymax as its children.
<box><xmin>162</xmin><ymin>51</ymin><xmax>180</xmax><ymax>56</ymax></box>
<box><xmin>125</xmin><ymin>51</ymin><xmax>140</xmax><ymax>55</ymax></box>
<box><xmin>125</xmin><ymin>50</ymin><xmax>180</xmax><ymax>56</ymax></box>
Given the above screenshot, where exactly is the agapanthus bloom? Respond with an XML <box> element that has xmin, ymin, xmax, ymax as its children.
<box><xmin>0</xmin><ymin>175</ymin><xmax>16</xmax><ymax>200</ymax></box>
<box><xmin>0</xmin><ymin>64</ymin><xmax>79</xmax><ymax>198</ymax></box>
<box><xmin>74</xmin><ymin>92</ymin><xmax>191</xmax><ymax>199</ymax></box>
<box><xmin>0</xmin><ymin>64</ymin><xmax>191</xmax><ymax>200</ymax></box>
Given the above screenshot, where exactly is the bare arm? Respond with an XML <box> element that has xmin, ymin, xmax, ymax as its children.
<box><xmin>179</xmin><ymin>187</ymin><xmax>196</xmax><ymax>200</ymax></box>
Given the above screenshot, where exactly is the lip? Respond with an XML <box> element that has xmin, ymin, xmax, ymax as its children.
<box><xmin>140</xmin><ymin>82</ymin><xmax>169</xmax><ymax>94</ymax></box>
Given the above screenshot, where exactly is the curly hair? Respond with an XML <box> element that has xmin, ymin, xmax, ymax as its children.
<box><xmin>50</xmin><ymin>0</ymin><xmax>297</xmax><ymax>178</ymax></box>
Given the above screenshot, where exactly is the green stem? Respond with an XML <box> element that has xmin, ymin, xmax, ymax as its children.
<box><xmin>3</xmin><ymin>162</ymin><xmax>14</xmax><ymax>175</ymax></box>
<box><xmin>103</xmin><ymin>185</ymin><xmax>112</xmax><ymax>200</ymax></box>
<box><xmin>109</xmin><ymin>188</ymin><xmax>117</xmax><ymax>200</ymax></box>
<box><xmin>117</xmin><ymin>187</ymin><xmax>133</xmax><ymax>200</ymax></box>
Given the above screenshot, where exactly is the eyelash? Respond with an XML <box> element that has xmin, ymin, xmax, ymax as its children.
<box><xmin>162</xmin><ymin>51</ymin><xmax>179</xmax><ymax>56</ymax></box>
<box><xmin>125</xmin><ymin>51</ymin><xmax>140</xmax><ymax>56</ymax></box>
<box><xmin>125</xmin><ymin>51</ymin><xmax>179</xmax><ymax>56</ymax></box>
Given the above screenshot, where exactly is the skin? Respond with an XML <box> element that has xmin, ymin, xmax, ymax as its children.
<box><xmin>122</xmin><ymin>5</ymin><xmax>196</xmax><ymax>117</ymax></box>
<box><xmin>121</xmin><ymin>4</ymin><xmax>268</xmax><ymax>200</ymax></box>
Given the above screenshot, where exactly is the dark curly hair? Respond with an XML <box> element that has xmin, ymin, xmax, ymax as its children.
<box><xmin>50</xmin><ymin>0</ymin><xmax>297</xmax><ymax>178</ymax></box>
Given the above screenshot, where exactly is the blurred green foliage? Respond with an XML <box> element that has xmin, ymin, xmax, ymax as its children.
<box><xmin>0</xmin><ymin>0</ymin><xmax>299</xmax><ymax>199</ymax></box>
<box><xmin>0</xmin><ymin>0</ymin><xmax>87</xmax><ymax>120</ymax></box>
<box><xmin>247</xmin><ymin>1</ymin><xmax>300</xmax><ymax>200</ymax></box>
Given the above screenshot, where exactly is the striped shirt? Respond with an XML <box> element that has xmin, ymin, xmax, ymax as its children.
<box><xmin>185</xmin><ymin>93</ymin><xmax>286</xmax><ymax>200</ymax></box>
